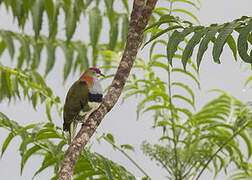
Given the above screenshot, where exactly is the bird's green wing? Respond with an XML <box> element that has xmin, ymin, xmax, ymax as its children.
<box><xmin>63</xmin><ymin>80</ymin><xmax>89</xmax><ymax>140</ymax></box>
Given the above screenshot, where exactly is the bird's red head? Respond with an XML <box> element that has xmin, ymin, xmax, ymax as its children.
<box><xmin>79</xmin><ymin>67</ymin><xmax>104</xmax><ymax>87</ymax></box>
<box><xmin>88</xmin><ymin>67</ymin><xmax>102</xmax><ymax>74</ymax></box>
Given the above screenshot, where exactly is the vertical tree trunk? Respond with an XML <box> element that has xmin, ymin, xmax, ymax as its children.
<box><xmin>59</xmin><ymin>0</ymin><xmax>158</xmax><ymax>179</ymax></box>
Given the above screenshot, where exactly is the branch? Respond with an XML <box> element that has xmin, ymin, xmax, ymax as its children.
<box><xmin>102</xmin><ymin>135</ymin><xmax>150</xmax><ymax>178</ymax></box>
<box><xmin>195</xmin><ymin>120</ymin><xmax>252</xmax><ymax>180</ymax></box>
<box><xmin>59</xmin><ymin>0</ymin><xmax>158</xmax><ymax>179</ymax></box>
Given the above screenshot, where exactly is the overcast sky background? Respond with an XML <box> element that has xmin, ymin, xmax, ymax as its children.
<box><xmin>0</xmin><ymin>0</ymin><xmax>252</xmax><ymax>180</ymax></box>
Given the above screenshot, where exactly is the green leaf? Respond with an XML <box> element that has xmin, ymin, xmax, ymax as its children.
<box><xmin>176</xmin><ymin>108</ymin><xmax>192</xmax><ymax>118</ymax></box>
<box><xmin>174</xmin><ymin>0</ymin><xmax>200</xmax><ymax>10</ymax></box>
<box><xmin>167</xmin><ymin>27</ymin><xmax>200</xmax><ymax>65</ymax></box>
<box><xmin>96</xmin><ymin>154</ymin><xmax>113</xmax><ymax>180</ymax></box>
<box><xmin>0</xmin><ymin>71</ymin><xmax>9</xmax><ymax>99</ymax></box>
<box><xmin>65</xmin><ymin>5</ymin><xmax>77</xmax><ymax>42</ymax></box>
<box><xmin>14</xmin><ymin>0</ymin><xmax>26</xmax><ymax>28</ymax></box>
<box><xmin>151</xmin><ymin>60</ymin><xmax>169</xmax><ymax>72</ymax></box>
<box><xmin>172</xmin><ymin>68</ymin><xmax>200</xmax><ymax>89</ymax></box>
<box><xmin>143</xmin><ymin>105</ymin><xmax>169</xmax><ymax>113</ymax></box>
<box><xmin>173</xmin><ymin>94</ymin><xmax>195</xmax><ymax>109</ymax></box>
<box><xmin>173</xmin><ymin>9</ymin><xmax>200</xmax><ymax>24</ymax></box>
<box><xmin>238</xmin><ymin>22</ymin><xmax>252</xmax><ymax>63</ymax></box>
<box><xmin>44</xmin><ymin>0</ymin><xmax>54</xmax><ymax>21</ymax></box>
<box><xmin>5</xmin><ymin>70</ymin><xmax>14</xmax><ymax>96</ymax></box>
<box><xmin>0</xmin><ymin>40</ymin><xmax>6</xmax><ymax>57</ymax></box>
<box><xmin>244</xmin><ymin>76</ymin><xmax>252</xmax><ymax>87</ymax></box>
<box><xmin>120</xmin><ymin>144</ymin><xmax>135</xmax><ymax>152</ymax></box>
<box><xmin>1</xmin><ymin>132</ymin><xmax>14</xmax><ymax>157</ymax></box>
<box><xmin>149</xmin><ymin>40</ymin><xmax>166</xmax><ymax>60</ymax></box>
<box><xmin>31</xmin><ymin>70</ymin><xmax>46</xmax><ymax>86</ymax></box>
<box><xmin>31</xmin><ymin>0</ymin><xmax>44</xmax><ymax>39</ymax></box>
<box><xmin>196</xmin><ymin>25</ymin><xmax>220</xmax><ymax>68</ymax></box>
<box><xmin>89</xmin><ymin>7</ymin><xmax>102</xmax><ymax>47</ymax></box>
<box><xmin>121</xmin><ymin>0</ymin><xmax>129</xmax><ymax>12</ymax></box>
<box><xmin>2</xmin><ymin>31</ymin><xmax>15</xmax><ymax>59</ymax></box>
<box><xmin>137</xmin><ymin>92</ymin><xmax>169</xmax><ymax>119</ymax></box>
<box><xmin>104</xmin><ymin>0</ymin><xmax>114</xmax><ymax>24</ymax></box>
<box><xmin>35</xmin><ymin>128</ymin><xmax>61</xmax><ymax>140</ymax></box>
<box><xmin>45</xmin><ymin>40</ymin><xmax>56</xmax><ymax>76</ymax></box>
<box><xmin>12</xmin><ymin>75</ymin><xmax>20</xmax><ymax>99</ymax></box>
<box><xmin>74</xmin><ymin>43</ymin><xmax>89</xmax><ymax>72</ymax></box>
<box><xmin>157</xmin><ymin>120</ymin><xmax>169</xmax><ymax>126</ymax></box>
<box><xmin>144</xmin><ymin>25</ymin><xmax>184</xmax><ymax>47</ymax></box>
<box><xmin>238</xmin><ymin>131</ymin><xmax>252</xmax><ymax>159</ymax></box>
<box><xmin>17</xmin><ymin>46</ymin><xmax>25</xmax><ymax>69</ymax></box>
<box><xmin>49</xmin><ymin>2</ymin><xmax>60</xmax><ymax>39</ymax></box>
<box><xmin>213</xmin><ymin>22</ymin><xmax>241</xmax><ymax>63</ymax></box>
<box><xmin>21</xmin><ymin>145</ymin><xmax>41</xmax><ymax>174</ymax></box>
<box><xmin>109</xmin><ymin>17</ymin><xmax>119</xmax><ymax>50</ymax></box>
<box><xmin>172</xmin><ymin>82</ymin><xmax>195</xmax><ymax>103</ymax></box>
<box><xmin>61</xmin><ymin>43</ymin><xmax>73</xmax><ymax>81</ymax></box>
<box><xmin>31</xmin><ymin>92</ymin><xmax>39</xmax><ymax>109</ymax></box>
<box><xmin>36</xmin><ymin>132</ymin><xmax>61</xmax><ymax>140</ymax></box>
<box><xmin>106</xmin><ymin>133</ymin><xmax>115</xmax><ymax>144</ymax></box>
<box><xmin>33</xmin><ymin>153</ymin><xmax>57</xmax><ymax>178</ymax></box>
<box><xmin>227</xmin><ymin>35</ymin><xmax>237</xmax><ymax>60</ymax></box>
<box><xmin>46</xmin><ymin>98</ymin><xmax>52</xmax><ymax>122</ymax></box>
<box><xmin>182</xmin><ymin>28</ymin><xmax>206</xmax><ymax>68</ymax></box>
<box><xmin>31</xmin><ymin>41</ymin><xmax>44</xmax><ymax>69</ymax></box>
<box><xmin>19</xmin><ymin>137</ymin><xmax>33</xmax><ymax>156</ymax></box>
<box><xmin>144</xmin><ymin>15</ymin><xmax>178</xmax><ymax>32</ymax></box>
<box><xmin>121</xmin><ymin>14</ymin><xmax>129</xmax><ymax>49</ymax></box>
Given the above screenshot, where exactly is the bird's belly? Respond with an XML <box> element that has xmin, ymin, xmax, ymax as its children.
<box><xmin>78</xmin><ymin>102</ymin><xmax>100</xmax><ymax>122</ymax></box>
<box><xmin>88</xmin><ymin>101</ymin><xmax>100</xmax><ymax>110</ymax></box>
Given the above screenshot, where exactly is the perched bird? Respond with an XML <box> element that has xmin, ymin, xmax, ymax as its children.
<box><xmin>63</xmin><ymin>67</ymin><xmax>104</xmax><ymax>141</ymax></box>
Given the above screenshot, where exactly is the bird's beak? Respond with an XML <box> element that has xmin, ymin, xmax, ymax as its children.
<box><xmin>99</xmin><ymin>73</ymin><xmax>105</xmax><ymax>77</ymax></box>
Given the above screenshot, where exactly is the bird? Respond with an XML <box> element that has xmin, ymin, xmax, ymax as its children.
<box><xmin>63</xmin><ymin>67</ymin><xmax>104</xmax><ymax>141</ymax></box>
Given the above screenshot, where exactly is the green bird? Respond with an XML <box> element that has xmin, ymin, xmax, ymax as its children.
<box><xmin>63</xmin><ymin>67</ymin><xmax>104</xmax><ymax>141</ymax></box>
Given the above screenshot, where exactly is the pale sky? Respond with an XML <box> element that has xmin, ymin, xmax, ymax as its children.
<box><xmin>0</xmin><ymin>0</ymin><xmax>252</xmax><ymax>180</ymax></box>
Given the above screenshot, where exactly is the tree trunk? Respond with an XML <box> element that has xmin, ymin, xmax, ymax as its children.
<box><xmin>59</xmin><ymin>0</ymin><xmax>158</xmax><ymax>179</ymax></box>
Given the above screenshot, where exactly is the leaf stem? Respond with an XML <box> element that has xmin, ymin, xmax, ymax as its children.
<box><xmin>167</xmin><ymin>1</ymin><xmax>181</xmax><ymax>179</ymax></box>
<box><xmin>102</xmin><ymin>135</ymin><xmax>151</xmax><ymax>179</ymax></box>
<box><xmin>195</xmin><ymin>121</ymin><xmax>252</xmax><ymax>180</ymax></box>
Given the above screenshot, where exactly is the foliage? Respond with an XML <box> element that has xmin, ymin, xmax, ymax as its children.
<box><xmin>0</xmin><ymin>0</ymin><xmax>140</xmax><ymax>179</ymax></box>
<box><xmin>0</xmin><ymin>62</ymin><xmax>61</xmax><ymax>121</ymax></box>
<box><xmin>0</xmin><ymin>112</ymin><xmax>137</xmax><ymax>179</ymax></box>
<box><xmin>1</xmin><ymin>0</ymin><xmax>252</xmax><ymax>180</ymax></box>
<box><xmin>119</xmin><ymin>0</ymin><xmax>252</xmax><ymax>179</ymax></box>
<box><xmin>145</xmin><ymin>14</ymin><xmax>252</xmax><ymax>68</ymax></box>
<box><xmin>0</xmin><ymin>0</ymin><xmax>129</xmax><ymax>81</ymax></box>
<box><xmin>121</xmin><ymin>37</ymin><xmax>252</xmax><ymax>178</ymax></box>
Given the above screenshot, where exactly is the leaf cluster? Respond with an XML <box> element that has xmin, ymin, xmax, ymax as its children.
<box><xmin>122</xmin><ymin>1</ymin><xmax>252</xmax><ymax>178</ymax></box>
<box><xmin>145</xmin><ymin>14</ymin><xmax>252</xmax><ymax>69</ymax></box>
<box><xmin>0</xmin><ymin>63</ymin><xmax>61</xmax><ymax>121</ymax></box>
<box><xmin>0</xmin><ymin>0</ymin><xmax>130</xmax><ymax>81</ymax></box>
<box><xmin>0</xmin><ymin>112</ymin><xmax>137</xmax><ymax>180</ymax></box>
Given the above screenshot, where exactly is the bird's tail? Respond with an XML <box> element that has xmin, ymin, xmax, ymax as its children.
<box><xmin>70</xmin><ymin>121</ymin><xmax>78</xmax><ymax>142</ymax></box>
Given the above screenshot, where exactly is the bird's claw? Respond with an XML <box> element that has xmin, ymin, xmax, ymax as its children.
<box><xmin>82</xmin><ymin>121</ymin><xmax>92</xmax><ymax>127</ymax></box>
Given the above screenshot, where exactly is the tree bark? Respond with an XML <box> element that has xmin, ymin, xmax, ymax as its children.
<box><xmin>59</xmin><ymin>0</ymin><xmax>158</xmax><ymax>179</ymax></box>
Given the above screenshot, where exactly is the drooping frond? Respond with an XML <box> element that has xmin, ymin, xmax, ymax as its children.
<box><xmin>145</xmin><ymin>15</ymin><xmax>252</xmax><ymax>69</ymax></box>
<box><xmin>0</xmin><ymin>0</ymin><xmax>130</xmax><ymax>80</ymax></box>
<box><xmin>0</xmin><ymin>63</ymin><xmax>61</xmax><ymax>121</ymax></box>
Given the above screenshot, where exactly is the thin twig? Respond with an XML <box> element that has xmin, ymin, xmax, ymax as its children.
<box><xmin>102</xmin><ymin>135</ymin><xmax>151</xmax><ymax>179</ymax></box>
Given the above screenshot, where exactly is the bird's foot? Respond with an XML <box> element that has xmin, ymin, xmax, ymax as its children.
<box><xmin>82</xmin><ymin>121</ymin><xmax>92</xmax><ymax>127</ymax></box>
